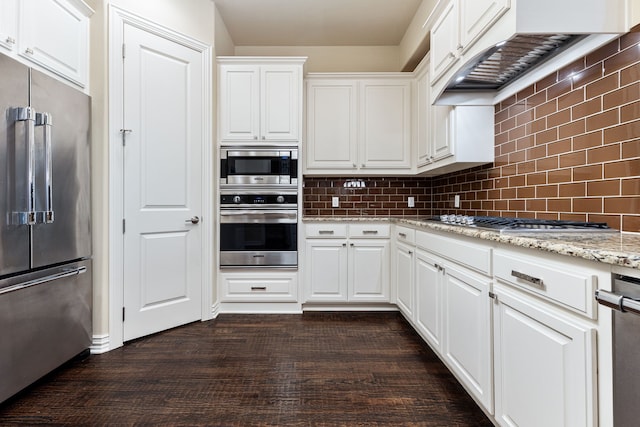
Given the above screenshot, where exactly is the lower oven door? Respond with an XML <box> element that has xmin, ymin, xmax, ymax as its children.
<box><xmin>220</xmin><ymin>209</ymin><xmax>297</xmax><ymax>268</ymax></box>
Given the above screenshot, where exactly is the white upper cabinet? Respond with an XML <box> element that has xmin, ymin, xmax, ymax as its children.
<box><xmin>359</xmin><ymin>80</ymin><xmax>412</xmax><ymax>170</ymax></box>
<box><xmin>1</xmin><ymin>0</ymin><xmax>92</xmax><ymax>89</ymax></box>
<box><xmin>0</xmin><ymin>0</ymin><xmax>18</xmax><ymax>52</ymax></box>
<box><xmin>218</xmin><ymin>57</ymin><xmax>305</xmax><ymax>144</ymax></box>
<box><xmin>305</xmin><ymin>74</ymin><xmax>413</xmax><ymax>175</ymax></box>
<box><xmin>305</xmin><ymin>80</ymin><xmax>358</xmax><ymax>170</ymax></box>
<box><xmin>459</xmin><ymin>0</ymin><xmax>511</xmax><ymax>51</ymax></box>
<box><xmin>430</xmin><ymin>0</ymin><xmax>460</xmax><ymax>84</ymax></box>
<box><xmin>431</xmin><ymin>0</ymin><xmax>510</xmax><ymax>85</ymax></box>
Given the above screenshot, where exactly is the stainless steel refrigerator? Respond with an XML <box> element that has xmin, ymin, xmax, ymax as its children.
<box><xmin>0</xmin><ymin>54</ymin><xmax>92</xmax><ymax>403</ymax></box>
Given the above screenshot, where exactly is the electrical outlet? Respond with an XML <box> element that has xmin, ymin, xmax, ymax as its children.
<box><xmin>408</xmin><ymin>197</ymin><xmax>415</xmax><ymax>208</ymax></box>
<box><xmin>332</xmin><ymin>196</ymin><xmax>339</xmax><ymax>208</ymax></box>
<box><xmin>454</xmin><ymin>194</ymin><xmax>460</xmax><ymax>208</ymax></box>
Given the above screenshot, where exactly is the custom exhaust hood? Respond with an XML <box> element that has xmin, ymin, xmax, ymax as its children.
<box><xmin>444</xmin><ymin>34</ymin><xmax>585</xmax><ymax>91</ymax></box>
<box><xmin>428</xmin><ymin>0</ymin><xmax>629</xmax><ymax>106</ymax></box>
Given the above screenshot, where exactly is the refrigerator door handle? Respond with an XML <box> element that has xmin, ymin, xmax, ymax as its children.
<box><xmin>36</xmin><ymin>112</ymin><xmax>54</xmax><ymax>223</ymax></box>
<box><xmin>11</xmin><ymin>107</ymin><xmax>36</xmax><ymax>225</ymax></box>
<box><xmin>0</xmin><ymin>266</ymin><xmax>87</xmax><ymax>296</ymax></box>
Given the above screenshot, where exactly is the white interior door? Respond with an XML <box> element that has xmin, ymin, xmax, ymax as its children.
<box><xmin>122</xmin><ymin>23</ymin><xmax>203</xmax><ymax>341</ymax></box>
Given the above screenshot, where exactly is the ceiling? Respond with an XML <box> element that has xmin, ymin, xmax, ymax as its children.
<box><xmin>213</xmin><ymin>0</ymin><xmax>423</xmax><ymax>46</ymax></box>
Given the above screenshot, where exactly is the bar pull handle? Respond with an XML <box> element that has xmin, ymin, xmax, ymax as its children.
<box><xmin>595</xmin><ymin>289</ymin><xmax>640</xmax><ymax>316</ymax></box>
<box><xmin>251</xmin><ymin>286</ymin><xmax>267</xmax><ymax>291</ymax></box>
<box><xmin>318</xmin><ymin>230</ymin><xmax>334</xmax><ymax>235</ymax></box>
<box><xmin>36</xmin><ymin>112</ymin><xmax>54</xmax><ymax>223</ymax></box>
<box><xmin>398</xmin><ymin>232</ymin><xmax>407</xmax><ymax>238</ymax></box>
<box><xmin>362</xmin><ymin>230</ymin><xmax>378</xmax><ymax>235</ymax></box>
<box><xmin>253</xmin><ymin>255</ymin><xmax>265</xmax><ymax>258</ymax></box>
<box><xmin>0</xmin><ymin>266</ymin><xmax>87</xmax><ymax>296</ymax></box>
<box><xmin>511</xmin><ymin>270</ymin><xmax>544</xmax><ymax>288</ymax></box>
<box><xmin>12</xmin><ymin>107</ymin><xmax>36</xmax><ymax>225</ymax></box>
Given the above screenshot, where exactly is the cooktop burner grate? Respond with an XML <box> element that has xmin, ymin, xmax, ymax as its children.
<box><xmin>431</xmin><ymin>215</ymin><xmax>616</xmax><ymax>232</ymax></box>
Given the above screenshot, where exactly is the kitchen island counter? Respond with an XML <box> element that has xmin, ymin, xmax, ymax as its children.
<box><xmin>303</xmin><ymin>216</ymin><xmax>640</xmax><ymax>270</ymax></box>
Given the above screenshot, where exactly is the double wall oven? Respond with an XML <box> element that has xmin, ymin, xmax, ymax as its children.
<box><xmin>219</xmin><ymin>148</ymin><xmax>298</xmax><ymax>268</ymax></box>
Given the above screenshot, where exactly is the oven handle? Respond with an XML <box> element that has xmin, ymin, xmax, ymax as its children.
<box><xmin>220</xmin><ymin>209</ymin><xmax>297</xmax><ymax>224</ymax></box>
<box><xmin>595</xmin><ymin>289</ymin><xmax>640</xmax><ymax>316</ymax></box>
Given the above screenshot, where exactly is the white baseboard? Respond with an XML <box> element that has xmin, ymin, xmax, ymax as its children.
<box><xmin>90</xmin><ymin>334</ymin><xmax>110</xmax><ymax>354</ymax></box>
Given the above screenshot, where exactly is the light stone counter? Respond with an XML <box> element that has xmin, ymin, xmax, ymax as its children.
<box><xmin>303</xmin><ymin>216</ymin><xmax>640</xmax><ymax>270</ymax></box>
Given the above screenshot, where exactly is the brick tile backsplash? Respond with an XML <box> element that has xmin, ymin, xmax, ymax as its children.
<box><xmin>431</xmin><ymin>33</ymin><xmax>640</xmax><ymax>232</ymax></box>
<box><xmin>303</xmin><ymin>177</ymin><xmax>431</xmax><ymax>217</ymax></box>
<box><xmin>304</xmin><ymin>32</ymin><xmax>640</xmax><ymax>232</ymax></box>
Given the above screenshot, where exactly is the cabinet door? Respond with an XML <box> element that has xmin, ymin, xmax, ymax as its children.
<box><xmin>395</xmin><ymin>242</ymin><xmax>414</xmax><ymax>318</ymax></box>
<box><xmin>432</xmin><ymin>104</ymin><xmax>453</xmax><ymax>161</ymax></box>
<box><xmin>18</xmin><ymin>0</ymin><xmax>89</xmax><ymax>87</ymax></box>
<box><xmin>415</xmin><ymin>66</ymin><xmax>432</xmax><ymax>167</ymax></box>
<box><xmin>304</xmin><ymin>240</ymin><xmax>348</xmax><ymax>302</ymax></box>
<box><xmin>459</xmin><ymin>0</ymin><xmax>511</xmax><ymax>52</ymax></box>
<box><xmin>349</xmin><ymin>240</ymin><xmax>390</xmax><ymax>302</ymax></box>
<box><xmin>305</xmin><ymin>81</ymin><xmax>358</xmax><ymax>170</ymax></box>
<box><xmin>415</xmin><ymin>250</ymin><xmax>442</xmax><ymax>352</ymax></box>
<box><xmin>0</xmin><ymin>0</ymin><xmax>18</xmax><ymax>52</ymax></box>
<box><xmin>494</xmin><ymin>285</ymin><xmax>596</xmax><ymax>427</ymax></box>
<box><xmin>430</xmin><ymin>0</ymin><xmax>459</xmax><ymax>84</ymax></box>
<box><xmin>442</xmin><ymin>263</ymin><xmax>493</xmax><ymax>413</ymax></box>
<box><xmin>261</xmin><ymin>65</ymin><xmax>300</xmax><ymax>141</ymax></box>
<box><xmin>360</xmin><ymin>80</ymin><xmax>412</xmax><ymax>170</ymax></box>
<box><xmin>218</xmin><ymin>64</ymin><xmax>260</xmax><ymax>141</ymax></box>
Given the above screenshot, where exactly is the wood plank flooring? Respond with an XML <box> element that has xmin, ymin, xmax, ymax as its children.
<box><xmin>0</xmin><ymin>312</ymin><xmax>492</xmax><ymax>426</ymax></box>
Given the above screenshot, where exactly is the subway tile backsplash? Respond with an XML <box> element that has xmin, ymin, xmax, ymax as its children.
<box><xmin>304</xmin><ymin>32</ymin><xmax>640</xmax><ymax>232</ymax></box>
<box><xmin>303</xmin><ymin>177</ymin><xmax>431</xmax><ymax>217</ymax></box>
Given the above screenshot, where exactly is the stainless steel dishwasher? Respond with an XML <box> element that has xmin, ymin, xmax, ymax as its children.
<box><xmin>595</xmin><ymin>274</ymin><xmax>640</xmax><ymax>427</ymax></box>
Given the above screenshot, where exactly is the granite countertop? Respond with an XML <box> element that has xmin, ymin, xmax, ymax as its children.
<box><xmin>303</xmin><ymin>216</ymin><xmax>640</xmax><ymax>270</ymax></box>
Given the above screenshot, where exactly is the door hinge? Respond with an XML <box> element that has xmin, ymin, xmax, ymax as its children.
<box><xmin>122</xmin><ymin>43</ymin><xmax>125</xmax><ymax>59</ymax></box>
<box><xmin>122</xmin><ymin>307</ymin><xmax>125</xmax><ymax>321</ymax></box>
<box><xmin>122</xmin><ymin>218</ymin><xmax>125</xmax><ymax>234</ymax></box>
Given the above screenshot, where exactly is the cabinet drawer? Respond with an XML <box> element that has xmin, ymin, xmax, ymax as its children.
<box><xmin>305</xmin><ymin>223</ymin><xmax>348</xmax><ymax>238</ymax></box>
<box><xmin>395</xmin><ymin>225</ymin><xmax>415</xmax><ymax>244</ymax></box>
<box><xmin>349</xmin><ymin>223</ymin><xmax>390</xmax><ymax>238</ymax></box>
<box><xmin>221</xmin><ymin>273</ymin><xmax>297</xmax><ymax>302</ymax></box>
<box><xmin>494</xmin><ymin>250</ymin><xmax>597</xmax><ymax>318</ymax></box>
<box><xmin>416</xmin><ymin>231</ymin><xmax>491</xmax><ymax>275</ymax></box>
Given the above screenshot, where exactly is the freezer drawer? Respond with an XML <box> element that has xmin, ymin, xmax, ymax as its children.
<box><xmin>0</xmin><ymin>259</ymin><xmax>92</xmax><ymax>403</ymax></box>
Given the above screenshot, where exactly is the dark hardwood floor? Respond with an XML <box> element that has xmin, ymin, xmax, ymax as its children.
<box><xmin>0</xmin><ymin>312</ymin><xmax>492</xmax><ymax>426</ymax></box>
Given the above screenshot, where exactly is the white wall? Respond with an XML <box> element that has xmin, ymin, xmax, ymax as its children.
<box><xmin>399</xmin><ymin>0</ymin><xmax>438</xmax><ymax>71</ymax></box>
<box><xmin>88</xmin><ymin>0</ymin><xmax>217</xmax><ymax>339</ymax></box>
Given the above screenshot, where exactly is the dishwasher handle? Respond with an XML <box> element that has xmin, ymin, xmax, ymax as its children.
<box><xmin>595</xmin><ymin>289</ymin><xmax>640</xmax><ymax>316</ymax></box>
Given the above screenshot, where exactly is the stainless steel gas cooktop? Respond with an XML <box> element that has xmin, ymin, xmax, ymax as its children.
<box><xmin>430</xmin><ymin>215</ymin><xmax>618</xmax><ymax>233</ymax></box>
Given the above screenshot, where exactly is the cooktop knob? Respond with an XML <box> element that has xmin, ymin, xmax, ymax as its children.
<box><xmin>276</xmin><ymin>195</ymin><xmax>285</xmax><ymax>203</ymax></box>
<box><xmin>233</xmin><ymin>195</ymin><xmax>242</xmax><ymax>204</ymax></box>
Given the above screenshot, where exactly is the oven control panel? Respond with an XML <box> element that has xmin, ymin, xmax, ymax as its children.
<box><xmin>220</xmin><ymin>192</ymin><xmax>298</xmax><ymax>207</ymax></box>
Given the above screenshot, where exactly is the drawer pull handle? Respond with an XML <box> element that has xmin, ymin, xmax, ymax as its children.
<box><xmin>318</xmin><ymin>230</ymin><xmax>334</xmax><ymax>235</ymax></box>
<box><xmin>251</xmin><ymin>286</ymin><xmax>267</xmax><ymax>291</ymax></box>
<box><xmin>511</xmin><ymin>270</ymin><xmax>544</xmax><ymax>288</ymax></box>
<box><xmin>398</xmin><ymin>232</ymin><xmax>407</xmax><ymax>238</ymax></box>
<box><xmin>362</xmin><ymin>230</ymin><xmax>378</xmax><ymax>234</ymax></box>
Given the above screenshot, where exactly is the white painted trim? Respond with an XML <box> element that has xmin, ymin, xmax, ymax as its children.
<box><xmin>108</xmin><ymin>5</ymin><xmax>213</xmax><ymax>351</ymax></box>
<box><xmin>90</xmin><ymin>334</ymin><xmax>110</xmax><ymax>354</ymax></box>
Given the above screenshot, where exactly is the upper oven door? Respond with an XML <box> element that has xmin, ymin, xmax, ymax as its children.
<box><xmin>220</xmin><ymin>149</ymin><xmax>297</xmax><ymax>186</ymax></box>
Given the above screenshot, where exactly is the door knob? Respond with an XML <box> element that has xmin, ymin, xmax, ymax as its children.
<box><xmin>186</xmin><ymin>216</ymin><xmax>200</xmax><ymax>224</ymax></box>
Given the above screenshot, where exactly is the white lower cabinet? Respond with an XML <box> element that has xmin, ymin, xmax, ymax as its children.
<box><xmin>304</xmin><ymin>223</ymin><xmax>390</xmax><ymax>303</ymax></box>
<box><xmin>415</xmin><ymin>248</ymin><xmax>442</xmax><ymax>351</ymax></box>
<box><xmin>442</xmin><ymin>261</ymin><xmax>494</xmax><ymax>413</ymax></box>
<box><xmin>493</xmin><ymin>283</ymin><xmax>596</xmax><ymax>427</ymax></box>
<box><xmin>395</xmin><ymin>241</ymin><xmax>414</xmax><ymax>317</ymax></box>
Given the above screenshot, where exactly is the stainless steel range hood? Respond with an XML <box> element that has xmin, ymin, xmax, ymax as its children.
<box><xmin>445</xmin><ymin>34</ymin><xmax>585</xmax><ymax>91</ymax></box>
